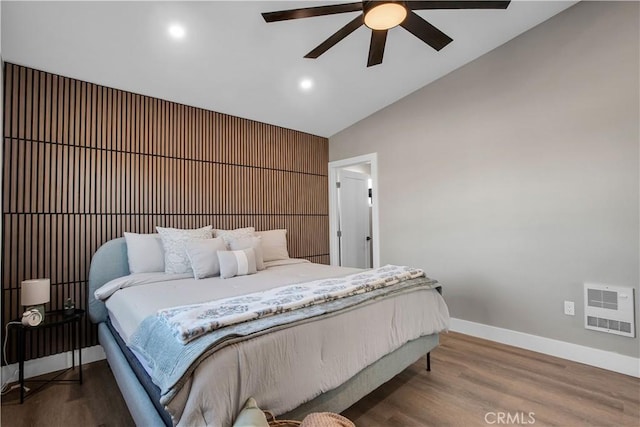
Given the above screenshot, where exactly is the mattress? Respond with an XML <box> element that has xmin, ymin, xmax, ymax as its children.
<box><xmin>97</xmin><ymin>260</ymin><xmax>450</xmax><ymax>426</ymax></box>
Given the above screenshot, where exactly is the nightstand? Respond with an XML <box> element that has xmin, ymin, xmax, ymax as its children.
<box><xmin>9</xmin><ymin>309</ymin><xmax>85</xmax><ymax>403</ymax></box>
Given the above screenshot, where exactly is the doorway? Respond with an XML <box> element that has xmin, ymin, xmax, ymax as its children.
<box><xmin>328</xmin><ymin>153</ymin><xmax>379</xmax><ymax>268</ymax></box>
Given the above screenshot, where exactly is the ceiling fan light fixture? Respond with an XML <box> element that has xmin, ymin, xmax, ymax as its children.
<box><xmin>262</xmin><ymin>0</ymin><xmax>510</xmax><ymax>67</ymax></box>
<box><xmin>363</xmin><ymin>1</ymin><xmax>407</xmax><ymax>31</ymax></box>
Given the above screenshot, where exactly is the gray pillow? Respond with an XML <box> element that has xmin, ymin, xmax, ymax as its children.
<box><xmin>185</xmin><ymin>237</ymin><xmax>227</xmax><ymax>279</ymax></box>
<box><xmin>213</xmin><ymin>227</ymin><xmax>256</xmax><ymax>248</ymax></box>
<box><xmin>217</xmin><ymin>248</ymin><xmax>257</xmax><ymax>279</ymax></box>
<box><xmin>156</xmin><ymin>225</ymin><xmax>213</xmax><ymax>274</ymax></box>
<box><xmin>123</xmin><ymin>232</ymin><xmax>165</xmax><ymax>273</ymax></box>
<box><xmin>229</xmin><ymin>236</ymin><xmax>264</xmax><ymax>270</ymax></box>
<box><xmin>255</xmin><ymin>229</ymin><xmax>289</xmax><ymax>262</ymax></box>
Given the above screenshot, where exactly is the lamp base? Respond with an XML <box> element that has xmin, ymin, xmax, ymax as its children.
<box><xmin>26</xmin><ymin>304</ymin><xmax>46</xmax><ymax>321</ymax></box>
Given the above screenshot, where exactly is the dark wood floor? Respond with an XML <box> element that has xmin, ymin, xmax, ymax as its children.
<box><xmin>1</xmin><ymin>358</ymin><xmax>135</xmax><ymax>427</ymax></box>
<box><xmin>2</xmin><ymin>332</ymin><xmax>638</xmax><ymax>426</ymax></box>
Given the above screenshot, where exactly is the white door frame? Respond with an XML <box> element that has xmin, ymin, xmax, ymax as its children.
<box><xmin>328</xmin><ymin>153</ymin><xmax>380</xmax><ymax>268</ymax></box>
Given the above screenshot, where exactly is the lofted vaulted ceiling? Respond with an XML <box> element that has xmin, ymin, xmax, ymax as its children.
<box><xmin>1</xmin><ymin>1</ymin><xmax>577</xmax><ymax>137</ymax></box>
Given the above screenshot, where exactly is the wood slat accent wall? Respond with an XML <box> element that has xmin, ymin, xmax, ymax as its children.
<box><xmin>1</xmin><ymin>63</ymin><xmax>329</xmax><ymax>363</ymax></box>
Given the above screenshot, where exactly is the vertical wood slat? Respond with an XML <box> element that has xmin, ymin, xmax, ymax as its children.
<box><xmin>2</xmin><ymin>63</ymin><xmax>329</xmax><ymax>363</ymax></box>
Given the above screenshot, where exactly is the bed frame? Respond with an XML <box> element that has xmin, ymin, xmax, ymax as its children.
<box><xmin>88</xmin><ymin>237</ymin><xmax>439</xmax><ymax>426</ymax></box>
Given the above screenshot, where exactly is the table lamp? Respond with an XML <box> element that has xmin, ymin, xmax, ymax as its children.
<box><xmin>21</xmin><ymin>278</ymin><xmax>50</xmax><ymax>320</ymax></box>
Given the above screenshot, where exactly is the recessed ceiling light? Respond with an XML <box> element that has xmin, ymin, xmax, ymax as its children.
<box><xmin>168</xmin><ymin>24</ymin><xmax>186</xmax><ymax>39</ymax></box>
<box><xmin>299</xmin><ymin>78</ymin><xmax>314</xmax><ymax>91</ymax></box>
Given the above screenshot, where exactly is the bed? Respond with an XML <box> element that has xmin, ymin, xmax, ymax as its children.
<box><xmin>87</xmin><ymin>237</ymin><xmax>450</xmax><ymax>426</ymax></box>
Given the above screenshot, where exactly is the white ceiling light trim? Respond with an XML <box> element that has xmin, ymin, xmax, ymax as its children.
<box><xmin>168</xmin><ymin>23</ymin><xmax>186</xmax><ymax>39</ymax></box>
<box><xmin>299</xmin><ymin>77</ymin><xmax>314</xmax><ymax>92</ymax></box>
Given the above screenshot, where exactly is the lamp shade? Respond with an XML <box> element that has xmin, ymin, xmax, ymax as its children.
<box><xmin>20</xmin><ymin>278</ymin><xmax>51</xmax><ymax>306</ymax></box>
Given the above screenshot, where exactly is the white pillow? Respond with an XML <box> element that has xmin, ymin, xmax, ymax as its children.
<box><xmin>217</xmin><ymin>248</ymin><xmax>257</xmax><ymax>279</ymax></box>
<box><xmin>156</xmin><ymin>226</ymin><xmax>213</xmax><ymax>274</ymax></box>
<box><xmin>123</xmin><ymin>232</ymin><xmax>165</xmax><ymax>273</ymax></box>
<box><xmin>255</xmin><ymin>229</ymin><xmax>289</xmax><ymax>262</ymax></box>
<box><xmin>214</xmin><ymin>227</ymin><xmax>256</xmax><ymax>247</ymax></box>
<box><xmin>185</xmin><ymin>237</ymin><xmax>227</xmax><ymax>279</ymax></box>
<box><xmin>229</xmin><ymin>236</ymin><xmax>264</xmax><ymax>271</ymax></box>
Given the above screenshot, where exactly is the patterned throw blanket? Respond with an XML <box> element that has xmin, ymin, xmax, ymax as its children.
<box><xmin>161</xmin><ymin>265</ymin><xmax>425</xmax><ymax>344</ymax></box>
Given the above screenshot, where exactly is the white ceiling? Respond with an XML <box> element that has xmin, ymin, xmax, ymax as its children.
<box><xmin>1</xmin><ymin>1</ymin><xmax>576</xmax><ymax>137</ymax></box>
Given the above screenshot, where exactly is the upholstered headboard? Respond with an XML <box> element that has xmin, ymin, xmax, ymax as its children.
<box><xmin>87</xmin><ymin>237</ymin><xmax>130</xmax><ymax>324</ymax></box>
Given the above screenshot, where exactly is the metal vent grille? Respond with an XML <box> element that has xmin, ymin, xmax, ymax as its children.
<box><xmin>587</xmin><ymin>289</ymin><xmax>618</xmax><ymax>310</ymax></box>
<box><xmin>584</xmin><ymin>283</ymin><xmax>635</xmax><ymax>338</ymax></box>
<box><xmin>587</xmin><ymin>316</ymin><xmax>632</xmax><ymax>333</ymax></box>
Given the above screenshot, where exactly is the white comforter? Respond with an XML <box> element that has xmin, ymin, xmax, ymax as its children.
<box><xmin>98</xmin><ymin>260</ymin><xmax>450</xmax><ymax>426</ymax></box>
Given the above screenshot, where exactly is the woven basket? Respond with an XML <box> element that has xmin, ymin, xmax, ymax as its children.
<box><xmin>264</xmin><ymin>410</ymin><xmax>302</xmax><ymax>427</ymax></box>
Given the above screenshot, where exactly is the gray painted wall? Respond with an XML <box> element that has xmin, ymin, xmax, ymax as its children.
<box><xmin>329</xmin><ymin>1</ymin><xmax>639</xmax><ymax>357</ymax></box>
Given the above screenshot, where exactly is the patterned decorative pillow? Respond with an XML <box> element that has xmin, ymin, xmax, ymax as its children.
<box><xmin>229</xmin><ymin>236</ymin><xmax>264</xmax><ymax>270</ymax></box>
<box><xmin>255</xmin><ymin>229</ymin><xmax>289</xmax><ymax>262</ymax></box>
<box><xmin>156</xmin><ymin>226</ymin><xmax>213</xmax><ymax>274</ymax></box>
<box><xmin>213</xmin><ymin>227</ymin><xmax>256</xmax><ymax>248</ymax></box>
<box><xmin>185</xmin><ymin>237</ymin><xmax>227</xmax><ymax>279</ymax></box>
<box><xmin>217</xmin><ymin>248</ymin><xmax>257</xmax><ymax>279</ymax></box>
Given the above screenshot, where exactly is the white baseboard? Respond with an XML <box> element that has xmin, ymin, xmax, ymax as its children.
<box><xmin>1</xmin><ymin>345</ymin><xmax>105</xmax><ymax>385</ymax></box>
<box><xmin>3</xmin><ymin>322</ymin><xmax>638</xmax><ymax>384</ymax></box>
<box><xmin>449</xmin><ymin>318</ymin><xmax>639</xmax><ymax>378</ymax></box>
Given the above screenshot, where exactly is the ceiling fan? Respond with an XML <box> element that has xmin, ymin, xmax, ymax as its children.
<box><xmin>262</xmin><ymin>1</ymin><xmax>511</xmax><ymax>67</ymax></box>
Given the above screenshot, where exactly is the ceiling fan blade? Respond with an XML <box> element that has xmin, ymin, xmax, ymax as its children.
<box><xmin>367</xmin><ymin>30</ymin><xmax>388</xmax><ymax>67</ymax></box>
<box><xmin>409</xmin><ymin>1</ymin><xmax>510</xmax><ymax>10</ymax></box>
<box><xmin>305</xmin><ymin>15</ymin><xmax>364</xmax><ymax>59</ymax></box>
<box><xmin>262</xmin><ymin>2</ymin><xmax>363</xmax><ymax>22</ymax></box>
<box><xmin>400</xmin><ymin>11</ymin><xmax>452</xmax><ymax>51</ymax></box>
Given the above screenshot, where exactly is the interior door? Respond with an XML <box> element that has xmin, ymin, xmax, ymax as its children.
<box><xmin>338</xmin><ymin>169</ymin><xmax>371</xmax><ymax>268</ymax></box>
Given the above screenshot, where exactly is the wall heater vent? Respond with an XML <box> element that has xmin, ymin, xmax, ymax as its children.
<box><xmin>584</xmin><ymin>283</ymin><xmax>635</xmax><ymax>338</ymax></box>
